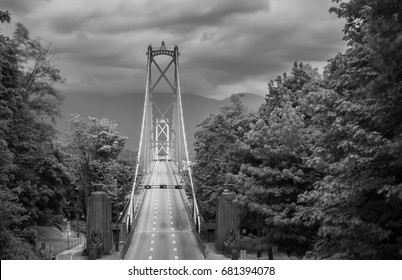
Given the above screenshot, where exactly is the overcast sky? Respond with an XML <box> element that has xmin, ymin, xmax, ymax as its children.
<box><xmin>1</xmin><ymin>0</ymin><xmax>346</xmax><ymax>100</ymax></box>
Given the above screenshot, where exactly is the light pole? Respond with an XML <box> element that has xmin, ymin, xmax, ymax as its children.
<box><xmin>76</xmin><ymin>213</ymin><xmax>79</xmax><ymax>238</ymax></box>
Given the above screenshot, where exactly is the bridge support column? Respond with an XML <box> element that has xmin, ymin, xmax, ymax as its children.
<box><xmin>86</xmin><ymin>184</ymin><xmax>112</xmax><ymax>259</ymax></box>
<box><xmin>215</xmin><ymin>188</ymin><xmax>240</xmax><ymax>255</ymax></box>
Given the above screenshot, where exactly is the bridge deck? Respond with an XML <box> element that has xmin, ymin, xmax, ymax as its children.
<box><xmin>124</xmin><ymin>161</ymin><xmax>203</xmax><ymax>260</ymax></box>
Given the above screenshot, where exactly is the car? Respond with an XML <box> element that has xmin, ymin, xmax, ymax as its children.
<box><xmin>160</xmin><ymin>184</ymin><xmax>167</xmax><ymax>189</ymax></box>
<box><xmin>175</xmin><ymin>185</ymin><xmax>182</xmax><ymax>189</ymax></box>
<box><xmin>144</xmin><ymin>185</ymin><xmax>151</xmax><ymax>189</ymax></box>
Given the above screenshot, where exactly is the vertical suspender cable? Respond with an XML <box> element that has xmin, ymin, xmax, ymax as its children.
<box><xmin>175</xmin><ymin>47</ymin><xmax>201</xmax><ymax>233</ymax></box>
<box><xmin>128</xmin><ymin>46</ymin><xmax>152</xmax><ymax>226</ymax></box>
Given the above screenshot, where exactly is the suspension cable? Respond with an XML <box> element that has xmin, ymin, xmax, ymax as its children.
<box><xmin>175</xmin><ymin>49</ymin><xmax>201</xmax><ymax>232</ymax></box>
<box><xmin>127</xmin><ymin>47</ymin><xmax>151</xmax><ymax>225</ymax></box>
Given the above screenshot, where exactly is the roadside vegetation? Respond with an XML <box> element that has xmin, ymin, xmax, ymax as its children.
<box><xmin>193</xmin><ymin>0</ymin><xmax>402</xmax><ymax>259</ymax></box>
<box><xmin>0</xmin><ymin>13</ymin><xmax>133</xmax><ymax>259</ymax></box>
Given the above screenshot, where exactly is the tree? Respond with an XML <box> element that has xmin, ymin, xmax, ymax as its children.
<box><xmin>1</xmin><ymin>19</ymin><xmax>70</xmax><ymax>258</ymax></box>
<box><xmin>295</xmin><ymin>0</ymin><xmax>402</xmax><ymax>259</ymax></box>
<box><xmin>193</xmin><ymin>94</ymin><xmax>254</xmax><ymax>221</ymax></box>
<box><xmin>11</xmin><ymin>23</ymin><xmax>64</xmax><ymax>123</ymax></box>
<box><xmin>232</xmin><ymin>63</ymin><xmax>322</xmax><ymax>257</ymax></box>
<box><xmin>63</xmin><ymin>114</ymin><xmax>128</xmax><ymax>220</ymax></box>
<box><xmin>0</xmin><ymin>187</ymin><xmax>37</xmax><ymax>259</ymax></box>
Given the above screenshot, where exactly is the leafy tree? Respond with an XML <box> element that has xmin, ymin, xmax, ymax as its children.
<box><xmin>0</xmin><ymin>11</ymin><xmax>11</xmax><ymax>24</ymax></box>
<box><xmin>295</xmin><ymin>0</ymin><xmax>402</xmax><ymax>259</ymax></box>
<box><xmin>11</xmin><ymin>23</ymin><xmax>64</xmax><ymax>123</ymax></box>
<box><xmin>233</xmin><ymin>63</ymin><xmax>322</xmax><ymax>256</ymax></box>
<box><xmin>1</xmin><ymin>19</ymin><xmax>70</xmax><ymax>258</ymax></box>
<box><xmin>0</xmin><ymin>187</ymin><xmax>37</xmax><ymax>259</ymax></box>
<box><xmin>63</xmin><ymin>114</ymin><xmax>128</xmax><ymax>220</ymax></box>
<box><xmin>193</xmin><ymin>94</ymin><xmax>254</xmax><ymax>221</ymax></box>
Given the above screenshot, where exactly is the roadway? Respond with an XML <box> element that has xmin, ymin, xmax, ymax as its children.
<box><xmin>124</xmin><ymin>161</ymin><xmax>203</xmax><ymax>260</ymax></box>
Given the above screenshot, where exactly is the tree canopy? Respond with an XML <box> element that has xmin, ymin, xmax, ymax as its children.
<box><xmin>193</xmin><ymin>0</ymin><xmax>402</xmax><ymax>259</ymax></box>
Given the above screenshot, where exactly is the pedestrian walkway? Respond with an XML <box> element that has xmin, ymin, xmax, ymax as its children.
<box><xmin>55</xmin><ymin>241</ymin><xmax>295</xmax><ymax>260</ymax></box>
<box><xmin>203</xmin><ymin>242</ymin><xmax>294</xmax><ymax>260</ymax></box>
<box><xmin>56</xmin><ymin>243</ymin><xmax>122</xmax><ymax>260</ymax></box>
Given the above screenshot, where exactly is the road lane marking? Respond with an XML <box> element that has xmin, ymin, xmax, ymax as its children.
<box><xmin>136</xmin><ymin>230</ymin><xmax>187</xmax><ymax>233</ymax></box>
<box><xmin>149</xmin><ymin>256</ymin><xmax>152</xmax><ymax>260</ymax></box>
<box><xmin>150</xmin><ymin>248</ymin><xmax>153</xmax><ymax>251</ymax></box>
<box><xmin>152</xmin><ymin>234</ymin><xmax>155</xmax><ymax>237</ymax></box>
<box><xmin>173</xmin><ymin>240</ymin><xmax>176</xmax><ymax>244</ymax></box>
<box><xmin>175</xmin><ymin>256</ymin><xmax>178</xmax><ymax>260</ymax></box>
<box><xmin>172</xmin><ymin>234</ymin><xmax>175</xmax><ymax>237</ymax></box>
<box><xmin>153</xmin><ymin>228</ymin><xmax>156</xmax><ymax>231</ymax></box>
<box><xmin>171</xmin><ymin>227</ymin><xmax>174</xmax><ymax>230</ymax></box>
<box><xmin>151</xmin><ymin>240</ymin><xmax>154</xmax><ymax>244</ymax></box>
<box><xmin>171</xmin><ymin>221</ymin><xmax>174</xmax><ymax>224</ymax></box>
<box><xmin>174</xmin><ymin>248</ymin><xmax>177</xmax><ymax>251</ymax></box>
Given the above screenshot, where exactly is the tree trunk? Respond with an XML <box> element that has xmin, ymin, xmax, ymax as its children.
<box><xmin>268</xmin><ymin>246</ymin><xmax>274</xmax><ymax>260</ymax></box>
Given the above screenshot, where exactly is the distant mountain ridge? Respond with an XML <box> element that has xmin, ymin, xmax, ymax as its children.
<box><xmin>56</xmin><ymin>92</ymin><xmax>265</xmax><ymax>152</ymax></box>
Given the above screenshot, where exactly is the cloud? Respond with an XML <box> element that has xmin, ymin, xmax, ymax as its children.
<box><xmin>0</xmin><ymin>0</ymin><xmax>50</xmax><ymax>16</ymax></box>
<box><xmin>2</xmin><ymin>0</ymin><xmax>347</xmax><ymax>100</ymax></box>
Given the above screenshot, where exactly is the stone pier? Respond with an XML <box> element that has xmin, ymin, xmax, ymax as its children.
<box><xmin>86</xmin><ymin>184</ymin><xmax>112</xmax><ymax>258</ymax></box>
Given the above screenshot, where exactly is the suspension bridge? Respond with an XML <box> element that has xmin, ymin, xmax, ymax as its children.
<box><xmin>118</xmin><ymin>42</ymin><xmax>204</xmax><ymax>260</ymax></box>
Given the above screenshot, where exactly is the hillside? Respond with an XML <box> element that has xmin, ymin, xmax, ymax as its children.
<box><xmin>56</xmin><ymin>92</ymin><xmax>265</xmax><ymax>152</ymax></box>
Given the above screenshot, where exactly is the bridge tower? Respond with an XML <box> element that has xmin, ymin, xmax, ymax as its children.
<box><xmin>139</xmin><ymin>41</ymin><xmax>183</xmax><ymax>170</ymax></box>
<box><xmin>127</xmin><ymin>42</ymin><xmax>201</xmax><ymax>232</ymax></box>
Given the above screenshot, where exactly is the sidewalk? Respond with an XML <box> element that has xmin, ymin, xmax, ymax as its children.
<box><xmin>203</xmin><ymin>242</ymin><xmax>295</xmax><ymax>260</ymax></box>
<box><xmin>55</xmin><ymin>241</ymin><xmax>295</xmax><ymax>260</ymax></box>
<box><xmin>56</xmin><ymin>243</ymin><xmax>122</xmax><ymax>260</ymax></box>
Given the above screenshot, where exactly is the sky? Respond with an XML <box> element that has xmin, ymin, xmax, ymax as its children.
<box><xmin>1</xmin><ymin>0</ymin><xmax>347</xmax><ymax>100</ymax></box>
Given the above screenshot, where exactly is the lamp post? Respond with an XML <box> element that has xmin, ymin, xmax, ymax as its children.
<box><xmin>76</xmin><ymin>213</ymin><xmax>79</xmax><ymax>238</ymax></box>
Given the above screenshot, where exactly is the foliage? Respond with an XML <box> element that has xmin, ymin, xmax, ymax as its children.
<box><xmin>233</xmin><ymin>63</ymin><xmax>322</xmax><ymax>256</ymax></box>
<box><xmin>1</xmin><ymin>18</ymin><xmax>71</xmax><ymax>259</ymax></box>
<box><xmin>193</xmin><ymin>94</ymin><xmax>254</xmax><ymax>221</ymax></box>
<box><xmin>63</xmin><ymin>114</ymin><xmax>129</xmax><ymax>220</ymax></box>
<box><xmin>294</xmin><ymin>0</ymin><xmax>402</xmax><ymax>259</ymax></box>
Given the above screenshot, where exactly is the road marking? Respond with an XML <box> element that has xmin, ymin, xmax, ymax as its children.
<box><xmin>171</xmin><ymin>221</ymin><xmax>174</xmax><ymax>225</ymax></box>
<box><xmin>152</xmin><ymin>233</ymin><xmax>155</xmax><ymax>237</ymax></box>
<box><xmin>151</xmin><ymin>240</ymin><xmax>154</xmax><ymax>244</ymax></box>
<box><xmin>173</xmin><ymin>240</ymin><xmax>176</xmax><ymax>244</ymax></box>
<box><xmin>137</xmin><ymin>230</ymin><xmax>187</xmax><ymax>233</ymax></box>
<box><xmin>150</xmin><ymin>248</ymin><xmax>153</xmax><ymax>251</ymax></box>
<box><xmin>153</xmin><ymin>221</ymin><xmax>156</xmax><ymax>224</ymax></box>
<box><xmin>172</xmin><ymin>234</ymin><xmax>175</xmax><ymax>237</ymax></box>
<box><xmin>174</xmin><ymin>248</ymin><xmax>177</xmax><ymax>251</ymax></box>
<box><xmin>149</xmin><ymin>256</ymin><xmax>152</xmax><ymax>260</ymax></box>
<box><xmin>153</xmin><ymin>228</ymin><xmax>156</xmax><ymax>231</ymax></box>
<box><xmin>170</xmin><ymin>216</ymin><xmax>173</xmax><ymax>219</ymax></box>
<box><xmin>175</xmin><ymin>256</ymin><xmax>178</xmax><ymax>260</ymax></box>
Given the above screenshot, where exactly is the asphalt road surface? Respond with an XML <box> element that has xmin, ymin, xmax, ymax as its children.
<box><xmin>124</xmin><ymin>161</ymin><xmax>203</xmax><ymax>260</ymax></box>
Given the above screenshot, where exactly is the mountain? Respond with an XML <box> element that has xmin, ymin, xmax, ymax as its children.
<box><xmin>56</xmin><ymin>92</ymin><xmax>265</xmax><ymax>153</ymax></box>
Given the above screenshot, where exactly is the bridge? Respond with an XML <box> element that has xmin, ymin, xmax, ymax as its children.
<box><xmin>118</xmin><ymin>42</ymin><xmax>204</xmax><ymax>260</ymax></box>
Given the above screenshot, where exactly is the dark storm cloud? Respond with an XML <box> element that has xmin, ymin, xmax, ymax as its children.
<box><xmin>45</xmin><ymin>0</ymin><xmax>269</xmax><ymax>35</ymax></box>
<box><xmin>1</xmin><ymin>0</ymin><xmax>347</xmax><ymax>99</ymax></box>
<box><xmin>1</xmin><ymin>0</ymin><xmax>50</xmax><ymax>15</ymax></box>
